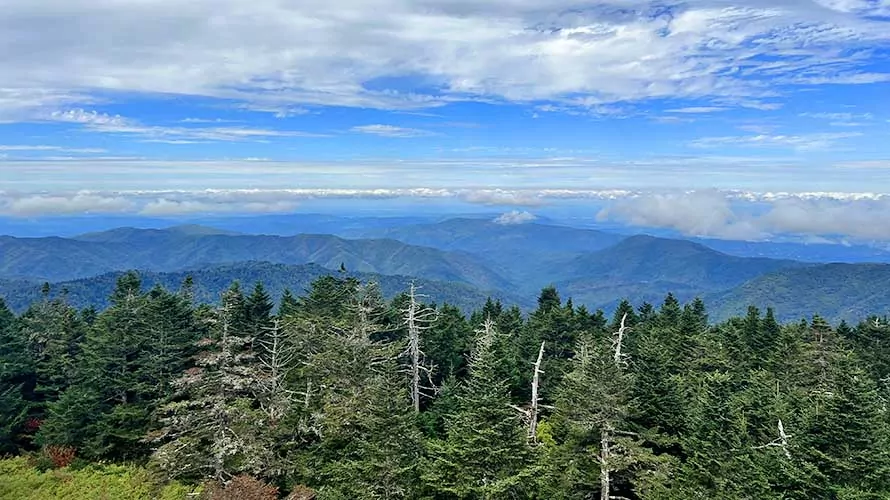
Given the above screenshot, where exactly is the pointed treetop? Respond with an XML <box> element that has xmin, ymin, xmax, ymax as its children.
<box><xmin>536</xmin><ymin>285</ymin><xmax>561</xmax><ymax>314</ymax></box>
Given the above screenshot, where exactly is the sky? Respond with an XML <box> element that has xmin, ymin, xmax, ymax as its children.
<box><xmin>1</xmin><ymin>0</ymin><xmax>890</xmax><ymax>241</ymax></box>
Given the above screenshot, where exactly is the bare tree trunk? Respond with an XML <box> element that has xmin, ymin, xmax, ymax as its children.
<box><xmin>600</xmin><ymin>313</ymin><xmax>630</xmax><ymax>498</ymax></box>
<box><xmin>600</xmin><ymin>425</ymin><xmax>611</xmax><ymax>500</ymax></box>
<box><xmin>407</xmin><ymin>284</ymin><xmax>421</xmax><ymax>413</ymax></box>
<box><xmin>529</xmin><ymin>341</ymin><xmax>545</xmax><ymax>442</ymax></box>
<box><xmin>613</xmin><ymin>313</ymin><xmax>629</xmax><ymax>366</ymax></box>
<box><xmin>401</xmin><ymin>282</ymin><xmax>437</xmax><ymax>413</ymax></box>
<box><xmin>257</xmin><ymin>319</ymin><xmax>296</xmax><ymax>423</ymax></box>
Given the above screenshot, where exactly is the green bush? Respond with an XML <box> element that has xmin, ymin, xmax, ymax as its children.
<box><xmin>0</xmin><ymin>457</ymin><xmax>200</xmax><ymax>500</ymax></box>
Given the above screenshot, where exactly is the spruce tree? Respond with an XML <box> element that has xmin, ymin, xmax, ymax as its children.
<box><xmin>18</xmin><ymin>288</ymin><xmax>86</xmax><ymax>438</ymax></box>
<box><xmin>424</xmin><ymin>318</ymin><xmax>533</xmax><ymax>498</ymax></box>
<box><xmin>149</xmin><ymin>286</ymin><xmax>268</xmax><ymax>481</ymax></box>
<box><xmin>0</xmin><ymin>298</ymin><xmax>31</xmax><ymax>453</ymax></box>
<box><xmin>44</xmin><ymin>272</ymin><xmax>155</xmax><ymax>460</ymax></box>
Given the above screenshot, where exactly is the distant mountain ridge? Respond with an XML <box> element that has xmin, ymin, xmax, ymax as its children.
<box><xmin>560</xmin><ymin>235</ymin><xmax>806</xmax><ymax>287</ymax></box>
<box><xmin>344</xmin><ymin>218</ymin><xmax>624</xmax><ymax>254</ymax></box>
<box><xmin>0</xmin><ymin>227</ymin><xmax>510</xmax><ymax>291</ymax></box>
<box><xmin>707</xmin><ymin>263</ymin><xmax>890</xmax><ymax>323</ymax></box>
<box><xmin>0</xmin><ymin>261</ymin><xmax>529</xmax><ymax>315</ymax></box>
<box><xmin>344</xmin><ymin>218</ymin><xmax>625</xmax><ymax>286</ymax></box>
<box><xmin>3</xmin><ymin>220</ymin><xmax>890</xmax><ymax>324</ymax></box>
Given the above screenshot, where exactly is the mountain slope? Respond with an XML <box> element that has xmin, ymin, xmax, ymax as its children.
<box><xmin>346</xmin><ymin>218</ymin><xmax>624</xmax><ymax>254</ymax></box>
<box><xmin>345</xmin><ymin>218</ymin><xmax>626</xmax><ymax>287</ymax></box>
<box><xmin>0</xmin><ymin>261</ymin><xmax>529</xmax><ymax>315</ymax></box>
<box><xmin>74</xmin><ymin>224</ymin><xmax>241</xmax><ymax>242</ymax></box>
<box><xmin>0</xmin><ymin>228</ymin><xmax>510</xmax><ymax>291</ymax></box>
<box><xmin>708</xmin><ymin>263</ymin><xmax>890</xmax><ymax>324</ymax></box>
<box><xmin>561</xmin><ymin>235</ymin><xmax>806</xmax><ymax>287</ymax></box>
<box><xmin>554</xmin><ymin>235</ymin><xmax>808</xmax><ymax>311</ymax></box>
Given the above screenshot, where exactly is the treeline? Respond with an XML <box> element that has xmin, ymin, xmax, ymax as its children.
<box><xmin>2</xmin><ymin>272</ymin><xmax>890</xmax><ymax>499</ymax></box>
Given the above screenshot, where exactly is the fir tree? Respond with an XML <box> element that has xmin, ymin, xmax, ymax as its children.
<box><xmin>424</xmin><ymin>318</ymin><xmax>533</xmax><ymax>498</ymax></box>
<box><xmin>0</xmin><ymin>299</ymin><xmax>31</xmax><ymax>453</ymax></box>
<box><xmin>149</xmin><ymin>287</ymin><xmax>268</xmax><ymax>481</ymax></box>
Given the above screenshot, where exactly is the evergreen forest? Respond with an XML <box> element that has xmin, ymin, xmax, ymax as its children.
<box><xmin>3</xmin><ymin>271</ymin><xmax>890</xmax><ymax>499</ymax></box>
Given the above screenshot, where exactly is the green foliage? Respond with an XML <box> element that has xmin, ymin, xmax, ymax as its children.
<box><xmin>5</xmin><ymin>269</ymin><xmax>890</xmax><ymax>499</ymax></box>
<box><xmin>0</xmin><ymin>457</ymin><xmax>198</xmax><ymax>500</ymax></box>
<box><xmin>423</xmin><ymin>319</ymin><xmax>534</xmax><ymax>498</ymax></box>
<box><xmin>0</xmin><ymin>298</ymin><xmax>31</xmax><ymax>453</ymax></box>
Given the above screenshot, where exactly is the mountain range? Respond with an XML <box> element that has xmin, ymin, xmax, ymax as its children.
<box><xmin>0</xmin><ymin>261</ymin><xmax>526</xmax><ymax>315</ymax></box>
<box><xmin>2</xmin><ymin>218</ymin><xmax>889</xmax><ymax>324</ymax></box>
<box><xmin>0</xmin><ymin>225</ymin><xmax>509</xmax><ymax>291</ymax></box>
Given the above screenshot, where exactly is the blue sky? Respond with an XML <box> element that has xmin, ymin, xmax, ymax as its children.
<box><xmin>1</xmin><ymin>0</ymin><xmax>890</xmax><ymax>241</ymax></box>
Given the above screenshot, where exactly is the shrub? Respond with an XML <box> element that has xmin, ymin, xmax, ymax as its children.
<box><xmin>0</xmin><ymin>456</ymin><xmax>200</xmax><ymax>500</ymax></box>
<box><xmin>200</xmin><ymin>475</ymin><xmax>280</xmax><ymax>500</ymax></box>
<box><xmin>284</xmin><ymin>484</ymin><xmax>317</xmax><ymax>499</ymax></box>
<box><xmin>43</xmin><ymin>445</ymin><xmax>76</xmax><ymax>469</ymax></box>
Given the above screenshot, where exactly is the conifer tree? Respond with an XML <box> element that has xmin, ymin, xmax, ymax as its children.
<box><xmin>0</xmin><ymin>298</ymin><xmax>31</xmax><ymax>453</ymax></box>
<box><xmin>18</xmin><ymin>288</ymin><xmax>85</xmax><ymax>409</ymax></box>
<box><xmin>278</xmin><ymin>288</ymin><xmax>300</xmax><ymax>319</ymax></box>
<box><xmin>423</xmin><ymin>304</ymin><xmax>473</xmax><ymax>385</ymax></box>
<box><xmin>548</xmin><ymin>316</ymin><xmax>673</xmax><ymax>499</ymax></box>
<box><xmin>42</xmin><ymin>272</ymin><xmax>155</xmax><ymax>460</ymax></box>
<box><xmin>303</xmin><ymin>282</ymin><xmax>424</xmax><ymax>498</ymax></box>
<box><xmin>246</xmin><ymin>282</ymin><xmax>274</xmax><ymax>348</ymax></box>
<box><xmin>149</xmin><ymin>286</ymin><xmax>267</xmax><ymax>481</ymax></box>
<box><xmin>424</xmin><ymin>318</ymin><xmax>533</xmax><ymax>498</ymax></box>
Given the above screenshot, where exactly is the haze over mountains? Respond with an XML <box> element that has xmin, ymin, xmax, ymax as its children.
<box><xmin>2</xmin><ymin>216</ymin><xmax>889</xmax><ymax>323</ymax></box>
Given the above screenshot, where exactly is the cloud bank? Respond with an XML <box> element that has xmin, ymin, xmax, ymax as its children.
<box><xmin>4</xmin><ymin>188</ymin><xmax>890</xmax><ymax>242</ymax></box>
<box><xmin>596</xmin><ymin>190</ymin><xmax>890</xmax><ymax>241</ymax></box>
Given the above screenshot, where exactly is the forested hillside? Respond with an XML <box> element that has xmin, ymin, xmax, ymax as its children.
<box><xmin>5</xmin><ymin>223</ymin><xmax>890</xmax><ymax>324</ymax></box>
<box><xmin>0</xmin><ymin>261</ymin><xmax>527</xmax><ymax>314</ymax></box>
<box><xmin>0</xmin><ymin>228</ymin><xmax>509</xmax><ymax>290</ymax></box>
<box><xmin>3</xmin><ymin>272</ymin><xmax>890</xmax><ymax>499</ymax></box>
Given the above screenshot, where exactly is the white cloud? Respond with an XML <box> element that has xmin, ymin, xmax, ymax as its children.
<box><xmin>2</xmin><ymin>192</ymin><xmax>135</xmax><ymax>216</ymax></box>
<box><xmin>800</xmin><ymin>112</ymin><xmax>874</xmax><ymax>121</ymax></box>
<box><xmin>3</xmin><ymin>187</ymin><xmax>890</xmax><ymax>242</ymax></box>
<box><xmin>49</xmin><ymin>109</ymin><xmax>128</xmax><ymax>126</ymax></box>
<box><xmin>3</xmin><ymin>155</ymin><xmax>887</xmax><ymax>195</ymax></box>
<box><xmin>140</xmin><ymin>198</ymin><xmax>299</xmax><ymax>216</ymax></box>
<box><xmin>0</xmin><ymin>0</ymin><xmax>888</xmax><ymax>116</ymax></box>
<box><xmin>596</xmin><ymin>190</ymin><xmax>890</xmax><ymax>241</ymax></box>
<box><xmin>597</xmin><ymin>190</ymin><xmax>764</xmax><ymax>240</ymax></box>
<box><xmin>493</xmin><ymin>210</ymin><xmax>537</xmax><ymax>225</ymax></box>
<box><xmin>836</xmin><ymin>160</ymin><xmax>890</xmax><ymax>169</ymax></box>
<box><xmin>0</xmin><ymin>144</ymin><xmax>106</xmax><ymax>153</ymax></box>
<box><xmin>46</xmin><ymin>110</ymin><xmax>329</xmax><ymax>142</ymax></box>
<box><xmin>462</xmin><ymin>190</ymin><xmax>547</xmax><ymax>207</ymax></box>
<box><xmin>690</xmin><ymin>132</ymin><xmax>862</xmax><ymax>151</ymax></box>
<box><xmin>179</xmin><ymin>117</ymin><xmax>239</xmax><ymax>123</ymax></box>
<box><xmin>665</xmin><ymin>107</ymin><xmax>728</xmax><ymax>113</ymax></box>
<box><xmin>350</xmin><ymin>124</ymin><xmax>433</xmax><ymax>137</ymax></box>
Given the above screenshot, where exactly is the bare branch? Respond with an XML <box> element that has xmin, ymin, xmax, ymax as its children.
<box><xmin>753</xmin><ymin>419</ymin><xmax>792</xmax><ymax>459</ymax></box>
<box><xmin>402</xmin><ymin>281</ymin><xmax>439</xmax><ymax>412</ymax></box>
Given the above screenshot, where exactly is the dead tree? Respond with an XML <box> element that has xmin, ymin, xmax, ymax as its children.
<box><xmin>753</xmin><ymin>419</ymin><xmax>792</xmax><ymax>459</ymax></box>
<box><xmin>528</xmin><ymin>341</ymin><xmax>546</xmax><ymax>443</ymax></box>
<box><xmin>256</xmin><ymin>319</ymin><xmax>297</xmax><ymax>424</ymax></box>
<box><xmin>601</xmin><ymin>313</ymin><xmax>631</xmax><ymax>500</ymax></box>
<box><xmin>400</xmin><ymin>281</ymin><xmax>439</xmax><ymax>412</ymax></box>
<box><xmin>612</xmin><ymin>313</ymin><xmax>630</xmax><ymax>368</ymax></box>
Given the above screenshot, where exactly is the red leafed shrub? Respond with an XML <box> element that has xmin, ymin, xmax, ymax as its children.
<box><xmin>23</xmin><ymin>417</ymin><xmax>42</xmax><ymax>433</ymax></box>
<box><xmin>285</xmin><ymin>485</ymin><xmax>317</xmax><ymax>500</ymax></box>
<box><xmin>43</xmin><ymin>445</ymin><xmax>77</xmax><ymax>468</ymax></box>
<box><xmin>201</xmin><ymin>475</ymin><xmax>280</xmax><ymax>500</ymax></box>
